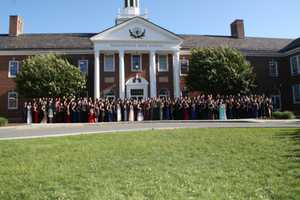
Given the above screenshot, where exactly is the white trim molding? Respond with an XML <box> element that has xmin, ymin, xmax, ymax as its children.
<box><xmin>0</xmin><ymin>50</ymin><xmax>93</xmax><ymax>56</ymax></box>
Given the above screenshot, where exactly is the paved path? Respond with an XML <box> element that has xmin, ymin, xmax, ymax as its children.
<box><xmin>0</xmin><ymin>120</ymin><xmax>299</xmax><ymax>140</ymax></box>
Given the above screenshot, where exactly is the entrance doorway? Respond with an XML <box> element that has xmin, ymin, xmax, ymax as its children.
<box><xmin>126</xmin><ymin>76</ymin><xmax>149</xmax><ymax>99</ymax></box>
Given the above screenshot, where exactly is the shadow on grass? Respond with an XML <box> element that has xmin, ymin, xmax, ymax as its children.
<box><xmin>275</xmin><ymin>129</ymin><xmax>300</xmax><ymax>179</ymax></box>
<box><xmin>276</xmin><ymin>129</ymin><xmax>300</xmax><ymax>162</ymax></box>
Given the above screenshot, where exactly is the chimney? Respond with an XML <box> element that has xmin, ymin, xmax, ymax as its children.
<box><xmin>9</xmin><ymin>16</ymin><xmax>24</xmax><ymax>37</ymax></box>
<box><xmin>231</xmin><ymin>19</ymin><xmax>245</xmax><ymax>39</ymax></box>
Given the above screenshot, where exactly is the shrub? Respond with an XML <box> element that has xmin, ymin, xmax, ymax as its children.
<box><xmin>0</xmin><ymin>117</ymin><xmax>8</xmax><ymax>127</ymax></box>
<box><xmin>272</xmin><ymin>111</ymin><xmax>296</xmax><ymax>120</ymax></box>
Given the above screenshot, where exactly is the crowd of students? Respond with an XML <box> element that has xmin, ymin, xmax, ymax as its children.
<box><xmin>23</xmin><ymin>95</ymin><xmax>274</xmax><ymax>124</ymax></box>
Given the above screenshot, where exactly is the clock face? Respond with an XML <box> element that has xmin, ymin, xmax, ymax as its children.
<box><xmin>129</xmin><ymin>27</ymin><xmax>146</xmax><ymax>39</ymax></box>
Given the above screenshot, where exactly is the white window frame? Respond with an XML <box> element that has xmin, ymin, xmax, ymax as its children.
<box><xmin>158</xmin><ymin>55</ymin><xmax>169</xmax><ymax>72</ymax></box>
<box><xmin>271</xmin><ymin>95</ymin><xmax>281</xmax><ymax>111</ymax></box>
<box><xmin>269</xmin><ymin>60</ymin><xmax>279</xmax><ymax>77</ymax></box>
<box><xmin>290</xmin><ymin>55</ymin><xmax>300</xmax><ymax>76</ymax></box>
<box><xmin>180</xmin><ymin>57</ymin><xmax>189</xmax><ymax>76</ymax></box>
<box><xmin>292</xmin><ymin>84</ymin><xmax>300</xmax><ymax>104</ymax></box>
<box><xmin>7</xmin><ymin>91</ymin><xmax>18</xmax><ymax>110</ymax></box>
<box><xmin>131</xmin><ymin>54</ymin><xmax>143</xmax><ymax>72</ymax></box>
<box><xmin>8</xmin><ymin>60</ymin><xmax>19</xmax><ymax>78</ymax></box>
<box><xmin>78</xmin><ymin>60</ymin><xmax>89</xmax><ymax>75</ymax></box>
<box><xmin>104</xmin><ymin>54</ymin><xmax>115</xmax><ymax>72</ymax></box>
<box><xmin>104</xmin><ymin>95</ymin><xmax>116</xmax><ymax>101</ymax></box>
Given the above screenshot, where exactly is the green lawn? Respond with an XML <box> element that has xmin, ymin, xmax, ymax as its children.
<box><xmin>0</xmin><ymin>128</ymin><xmax>299</xmax><ymax>200</ymax></box>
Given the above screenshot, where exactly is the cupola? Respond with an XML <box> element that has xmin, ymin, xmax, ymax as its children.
<box><xmin>116</xmin><ymin>0</ymin><xmax>147</xmax><ymax>24</ymax></box>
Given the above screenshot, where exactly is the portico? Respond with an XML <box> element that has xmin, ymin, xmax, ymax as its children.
<box><xmin>91</xmin><ymin>17</ymin><xmax>183</xmax><ymax>100</ymax></box>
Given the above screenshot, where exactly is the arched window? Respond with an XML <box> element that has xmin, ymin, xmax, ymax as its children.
<box><xmin>130</xmin><ymin>0</ymin><xmax>134</xmax><ymax>7</ymax></box>
<box><xmin>125</xmin><ymin>0</ymin><xmax>128</xmax><ymax>8</ymax></box>
<box><xmin>159</xmin><ymin>89</ymin><xmax>169</xmax><ymax>99</ymax></box>
<box><xmin>104</xmin><ymin>89</ymin><xmax>116</xmax><ymax>100</ymax></box>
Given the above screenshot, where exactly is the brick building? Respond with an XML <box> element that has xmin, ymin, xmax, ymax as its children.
<box><xmin>0</xmin><ymin>0</ymin><xmax>300</xmax><ymax>121</ymax></box>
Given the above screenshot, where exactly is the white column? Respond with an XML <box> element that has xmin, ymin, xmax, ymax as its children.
<box><xmin>149</xmin><ymin>50</ymin><xmax>157</xmax><ymax>98</ymax></box>
<box><xmin>94</xmin><ymin>50</ymin><xmax>100</xmax><ymax>100</ymax></box>
<box><xmin>173</xmin><ymin>50</ymin><xmax>181</xmax><ymax>98</ymax></box>
<box><xmin>119</xmin><ymin>50</ymin><xmax>126</xmax><ymax>100</ymax></box>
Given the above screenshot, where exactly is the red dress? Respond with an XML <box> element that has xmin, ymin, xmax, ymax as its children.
<box><xmin>183</xmin><ymin>107</ymin><xmax>189</xmax><ymax>120</ymax></box>
<box><xmin>88</xmin><ymin>113</ymin><xmax>96</xmax><ymax>123</ymax></box>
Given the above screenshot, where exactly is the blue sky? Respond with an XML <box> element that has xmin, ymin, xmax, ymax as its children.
<box><xmin>0</xmin><ymin>0</ymin><xmax>299</xmax><ymax>39</ymax></box>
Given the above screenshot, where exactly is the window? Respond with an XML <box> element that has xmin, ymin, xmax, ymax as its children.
<box><xmin>8</xmin><ymin>60</ymin><xmax>19</xmax><ymax>78</ymax></box>
<box><xmin>104</xmin><ymin>55</ymin><xmax>115</xmax><ymax>72</ymax></box>
<box><xmin>8</xmin><ymin>91</ymin><xmax>18</xmax><ymax>110</ymax></box>
<box><xmin>130</xmin><ymin>89</ymin><xmax>144</xmax><ymax>100</ymax></box>
<box><xmin>290</xmin><ymin>55</ymin><xmax>300</xmax><ymax>76</ymax></box>
<box><xmin>131</xmin><ymin>55</ymin><xmax>142</xmax><ymax>72</ymax></box>
<box><xmin>158</xmin><ymin>55</ymin><xmax>168</xmax><ymax>72</ymax></box>
<box><xmin>159</xmin><ymin>89</ymin><xmax>169</xmax><ymax>99</ymax></box>
<box><xmin>269</xmin><ymin>60</ymin><xmax>279</xmax><ymax>77</ymax></box>
<box><xmin>78</xmin><ymin>60</ymin><xmax>88</xmax><ymax>74</ymax></box>
<box><xmin>180</xmin><ymin>57</ymin><xmax>189</xmax><ymax>75</ymax></box>
<box><xmin>292</xmin><ymin>84</ymin><xmax>300</xmax><ymax>104</ymax></box>
<box><xmin>271</xmin><ymin>95</ymin><xmax>281</xmax><ymax>111</ymax></box>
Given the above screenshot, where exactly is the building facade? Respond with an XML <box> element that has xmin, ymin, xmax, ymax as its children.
<box><xmin>0</xmin><ymin>0</ymin><xmax>300</xmax><ymax>121</ymax></box>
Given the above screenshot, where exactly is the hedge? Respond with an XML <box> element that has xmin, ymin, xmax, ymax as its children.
<box><xmin>272</xmin><ymin>111</ymin><xmax>296</xmax><ymax>120</ymax></box>
<box><xmin>0</xmin><ymin>117</ymin><xmax>8</xmax><ymax>127</ymax></box>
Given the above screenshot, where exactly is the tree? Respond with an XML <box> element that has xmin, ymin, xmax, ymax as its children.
<box><xmin>186</xmin><ymin>47</ymin><xmax>256</xmax><ymax>95</ymax></box>
<box><xmin>16</xmin><ymin>54</ymin><xmax>87</xmax><ymax>98</ymax></box>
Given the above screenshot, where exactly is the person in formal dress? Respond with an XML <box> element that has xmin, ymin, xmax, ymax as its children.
<box><xmin>219</xmin><ymin>100</ymin><xmax>227</xmax><ymax>120</ymax></box>
<box><xmin>117</xmin><ymin>102</ymin><xmax>122</xmax><ymax>122</ymax></box>
<box><xmin>26</xmin><ymin>102</ymin><xmax>32</xmax><ymax>125</ymax></box>
<box><xmin>88</xmin><ymin>108</ymin><xmax>96</xmax><ymax>123</ymax></box>
<box><xmin>137</xmin><ymin>103</ymin><xmax>144</xmax><ymax>122</ymax></box>
<box><xmin>41</xmin><ymin>103</ymin><xmax>48</xmax><ymax>123</ymax></box>
<box><xmin>129</xmin><ymin>103</ymin><xmax>135</xmax><ymax>122</ymax></box>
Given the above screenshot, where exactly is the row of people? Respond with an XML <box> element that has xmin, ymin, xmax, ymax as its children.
<box><xmin>23</xmin><ymin>95</ymin><xmax>273</xmax><ymax>124</ymax></box>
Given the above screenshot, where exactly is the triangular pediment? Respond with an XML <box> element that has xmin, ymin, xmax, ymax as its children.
<box><xmin>91</xmin><ymin>17</ymin><xmax>183</xmax><ymax>44</ymax></box>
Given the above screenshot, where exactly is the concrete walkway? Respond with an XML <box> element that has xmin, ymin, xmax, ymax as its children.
<box><xmin>0</xmin><ymin>120</ymin><xmax>299</xmax><ymax>140</ymax></box>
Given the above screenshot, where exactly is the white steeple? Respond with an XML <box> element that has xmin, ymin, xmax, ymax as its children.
<box><xmin>116</xmin><ymin>0</ymin><xmax>147</xmax><ymax>24</ymax></box>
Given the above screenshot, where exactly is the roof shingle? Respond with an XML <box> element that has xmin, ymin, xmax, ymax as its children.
<box><xmin>0</xmin><ymin>33</ymin><xmax>295</xmax><ymax>53</ymax></box>
<box><xmin>0</xmin><ymin>33</ymin><xmax>95</xmax><ymax>50</ymax></box>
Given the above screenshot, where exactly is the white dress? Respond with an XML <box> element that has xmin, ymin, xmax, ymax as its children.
<box><xmin>27</xmin><ymin>105</ymin><xmax>32</xmax><ymax>124</ymax></box>
<box><xmin>117</xmin><ymin>105</ymin><xmax>122</xmax><ymax>122</ymax></box>
<box><xmin>129</xmin><ymin>105</ymin><xmax>135</xmax><ymax>122</ymax></box>
<box><xmin>137</xmin><ymin>108</ymin><xmax>144</xmax><ymax>122</ymax></box>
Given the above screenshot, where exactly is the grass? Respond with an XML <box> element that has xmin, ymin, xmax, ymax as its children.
<box><xmin>0</xmin><ymin>128</ymin><xmax>299</xmax><ymax>200</ymax></box>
